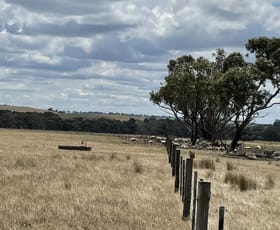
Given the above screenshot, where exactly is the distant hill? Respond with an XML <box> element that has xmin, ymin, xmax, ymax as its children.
<box><xmin>0</xmin><ymin>105</ymin><xmax>169</xmax><ymax>121</ymax></box>
<box><xmin>0</xmin><ymin>105</ymin><xmax>48</xmax><ymax>113</ymax></box>
<box><xmin>58</xmin><ymin>112</ymin><xmax>149</xmax><ymax>121</ymax></box>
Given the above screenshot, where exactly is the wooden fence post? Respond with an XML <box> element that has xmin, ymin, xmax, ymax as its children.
<box><xmin>175</xmin><ymin>149</ymin><xmax>181</xmax><ymax>192</ymax></box>
<box><xmin>179</xmin><ymin>156</ymin><xmax>183</xmax><ymax>196</ymax></box>
<box><xmin>172</xmin><ymin>144</ymin><xmax>176</xmax><ymax>176</ymax></box>
<box><xmin>182</xmin><ymin>159</ymin><xmax>186</xmax><ymax>202</ymax></box>
<box><xmin>182</xmin><ymin>158</ymin><xmax>193</xmax><ymax>220</ymax></box>
<box><xmin>170</xmin><ymin>143</ymin><xmax>174</xmax><ymax>167</ymax></box>
<box><xmin>218</xmin><ymin>206</ymin><xmax>225</xmax><ymax>230</ymax></box>
<box><xmin>167</xmin><ymin>138</ymin><xmax>172</xmax><ymax>164</ymax></box>
<box><xmin>196</xmin><ymin>181</ymin><xmax>211</xmax><ymax>230</ymax></box>
<box><xmin>192</xmin><ymin>171</ymin><xmax>198</xmax><ymax>230</ymax></box>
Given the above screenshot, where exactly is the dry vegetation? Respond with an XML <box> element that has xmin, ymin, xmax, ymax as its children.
<box><xmin>0</xmin><ymin>129</ymin><xmax>187</xmax><ymax>230</ymax></box>
<box><xmin>186</xmin><ymin>149</ymin><xmax>280</xmax><ymax>230</ymax></box>
<box><xmin>0</xmin><ymin>129</ymin><xmax>279</xmax><ymax>229</ymax></box>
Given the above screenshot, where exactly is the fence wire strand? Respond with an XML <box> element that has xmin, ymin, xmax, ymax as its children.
<box><xmin>225</xmin><ymin>208</ymin><xmax>244</xmax><ymax>230</ymax></box>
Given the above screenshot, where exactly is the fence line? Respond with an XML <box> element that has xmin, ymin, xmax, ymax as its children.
<box><xmin>166</xmin><ymin>137</ymin><xmax>213</xmax><ymax>230</ymax></box>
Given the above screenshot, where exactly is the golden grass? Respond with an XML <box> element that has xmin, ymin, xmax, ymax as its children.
<box><xmin>0</xmin><ymin>129</ymin><xmax>188</xmax><ymax>230</ymax></box>
<box><xmin>0</xmin><ymin>129</ymin><xmax>279</xmax><ymax>229</ymax></box>
<box><xmin>180</xmin><ymin>148</ymin><xmax>280</xmax><ymax>230</ymax></box>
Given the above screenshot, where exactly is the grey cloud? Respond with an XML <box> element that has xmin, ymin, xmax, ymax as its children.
<box><xmin>0</xmin><ymin>87</ymin><xmax>31</xmax><ymax>93</ymax></box>
<box><xmin>197</xmin><ymin>1</ymin><xmax>248</xmax><ymax>19</ymax></box>
<box><xmin>158</xmin><ymin>22</ymin><xmax>266</xmax><ymax>51</ymax></box>
<box><xmin>1</xmin><ymin>0</ymin><xmax>280</xmax><ymax>122</ymax></box>
<box><xmin>0</xmin><ymin>52</ymin><xmax>91</xmax><ymax>73</ymax></box>
<box><xmin>61</xmin><ymin>36</ymin><xmax>168</xmax><ymax>63</ymax></box>
<box><xmin>4</xmin><ymin>21</ymin><xmax>134</xmax><ymax>37</ymax></box>
<box><xmin>5</xmin><ymin>0</ymin><xmax>122</xmax><ymax>15</ymax></box>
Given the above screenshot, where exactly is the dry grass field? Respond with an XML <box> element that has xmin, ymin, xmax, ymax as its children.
<box><xmin>0</xmin><ymin>129</ymin><xmax>187</xmax><ymax>230</ymax></box>
<box><xmin>0</xmin><ymin>129</ymin><xmax>279</xmax><ymax>229</ymax></box>
<box><xmin>182</xmin><ymin>148</ymin><xmax>280</xmax><ymax>230</ymax></box>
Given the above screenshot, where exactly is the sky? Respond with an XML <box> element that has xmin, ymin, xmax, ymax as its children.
<box><xmin>1</xmin><ymin>0</ymin><xmax>280</xmax><ymax>124</ymax></box>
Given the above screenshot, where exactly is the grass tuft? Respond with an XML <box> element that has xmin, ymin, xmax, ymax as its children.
<box><xmin>15</xmin><ymin>157</ymin><xmax>37</xmax><ymax>168</ymax></box>
<box><xmin>110</xmin><ymin>152</ymin><xmax>117</xmax><ymax>160</ymax></box>
<box><xmin>197</xmin><ymin>159</ymin><xmax>215</xmax><ymax>170</ymax></box>
<box><xmin>63</xmin><ymin>180</ymin><xmax>72</xmax><ymax>190</ymax></box>
<box><xmin>226</xmin><ymin>161</ymin><xmax>235</xmax><ymax>171</ymax></box>
<box><xmin>264</xmin><ymin>174</ymin><xmax>275</xmax><ymax>190</ymax></box>
<box><xmin>133</xmin><ymin>160</ymin><xmax>144</xmax><ymax>173</ymax></box>
<box><xmin>189</xmin><ymin>150</ymin><xmax>195</xmax><ymax>159</ymax></box>
<box><xmin>82</xmin><ymin>154</ymin><xmax>97</xmax><ymax>161</ymax></box>
<box><xmin>224</xmin><ymin>172</ymin><xmax>257</xmax><ymax>191</ymax></box>
<box><xmin>206</xmin><ymin>170</ymin><xmax>213</xmax><ymax>179</ymax></box>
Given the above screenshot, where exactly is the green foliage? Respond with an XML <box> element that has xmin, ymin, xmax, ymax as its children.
<box><xmin>150</xmin><ymin>37</ymin><xmax>280</xmax><ymax>150</ymax></box>
<box><xmin>0</xmin><ymin>110</ymin><xmax>189</xmax><ymax>137</ymax></box>
<box><xmin>151</xmin><ymin>54</ymin><xmax>221</xmax><ymax>145</ymax></box>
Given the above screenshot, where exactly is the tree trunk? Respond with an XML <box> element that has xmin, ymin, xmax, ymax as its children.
<box><xmin>191</xmin><ymin>129</ymin><xmax>196</xmax><ymax>145</ymax></box>
<box><xmin>191</xmin><ymin>118</ymin><xmax>198</xmax><ymax>145</ymax></box>
<box><xmin>230</xmin><ymin>127</ymin><xmax>242</xmax><ymax>151</ymax></box>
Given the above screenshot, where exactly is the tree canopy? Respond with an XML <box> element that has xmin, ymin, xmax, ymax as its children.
<box><xmin>150</xmin><ymin>37</ymin><xmax>280</xmax><ymax>150</ymax></box>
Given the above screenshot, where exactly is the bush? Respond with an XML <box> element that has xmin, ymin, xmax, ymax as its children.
<box><xmin>224</xmin><ymin>172</ymin><xmax>257</xmax><ymax>191</ymax></box>
<box><xmin>239</xmin><ymin>175</ymin><xmax>257</xmax><ymax>191</ymax></box>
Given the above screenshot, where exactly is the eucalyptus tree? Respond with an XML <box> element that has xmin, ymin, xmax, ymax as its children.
<box><xmin>150</xmin><ymin>55</ymin><xmax>217</xmax><ymax>145</ymax></box>
<box><xmin>203</xmin><ymin>38</ymin><xmax>280</xmax><ymax>150</ymax></box>
<box><xmin>224</xmin><ymin>37</ymin><xmax>280</xmax><ymax>150</ymax></box>
<box><xmin>150</xmin><ymin>37</ymin><xmax>280</xmax><ymax>150</ymax></box>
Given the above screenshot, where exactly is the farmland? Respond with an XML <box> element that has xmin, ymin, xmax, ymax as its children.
<box><xmin>0</xmin><ymin>129</ymin><xmax>279</xmax><ymax>229</ymax></box>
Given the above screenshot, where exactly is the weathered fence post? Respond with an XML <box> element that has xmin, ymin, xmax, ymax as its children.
<box><xmin>174</xmin><ymin>149</ymin><xmax>181</xmax><ymax>192</ymax></box>
<box><xmin>218</xmin><ymin>206</ymin><xmax>225</xmax><ymax>230</ymax></box>
<box><xmin>179</xmin><ymin>156</ymin><xmax>183</xmax><ymax>196</ymax></box>
<box><xmin>167</xmin><ymin>138</ymin><xmax>172</xmax><ymax>164</ymax></box>
<box><xmin>196</xmin><ymin>181</ymin><xmax>211</xmax><ymax>230</ymax></box>
<box><xmin>192</xmin><ymin>171</ymin><xmax>198</xmax><ymax>230</ymax></box>
<box><xmin>182</xmin><ymin>159</ymin><xmax>186</xmax><ymax>202</ymax></box>
<box><xmin>182</xmin><ymin>158</ymin><xmax>193</xmax><ymax>220</ymax></box>
<box><xmin>172</xmin><ymin>144</ymin><xmax>176</xmax><ymax>176</ymax></box>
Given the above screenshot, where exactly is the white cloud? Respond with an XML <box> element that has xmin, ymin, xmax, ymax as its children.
<box><xmin>0</xmin><ymin>0</ymin><xmax>280</xmax><ymax>121</ymax></box>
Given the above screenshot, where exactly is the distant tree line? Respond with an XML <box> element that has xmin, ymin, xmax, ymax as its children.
<box><xmin>0</xmin><ymin>110</ymin><xmax>280</xmax><ymax>141</ymax></box>
<box><xmin>0</xmin><ymin>110</ymin><xmax>188</xmax><ymax>137</ymax></box>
